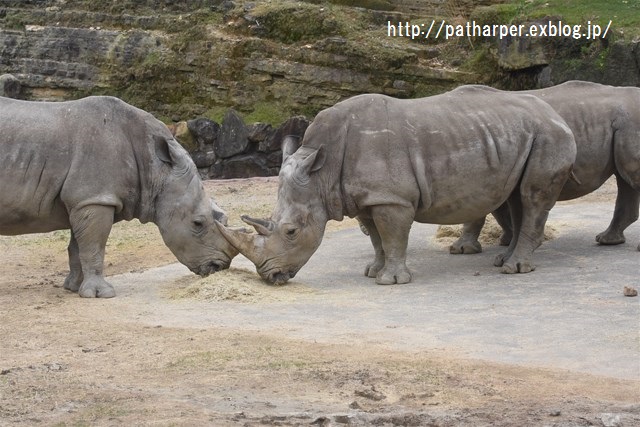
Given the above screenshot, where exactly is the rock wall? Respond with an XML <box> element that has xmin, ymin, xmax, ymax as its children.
<box><xmin>0</xmin><ymin>0</ymin><xmax>472</xmax><ymax>120</ymax></box>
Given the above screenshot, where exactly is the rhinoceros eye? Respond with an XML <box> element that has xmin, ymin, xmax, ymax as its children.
<box><xmin>284</xmin><ymin>225</ymin><xmax>299</xmax><ymax>239</ymax></box>
<box><xmin>192</xmin><ymin>219</ymin><xmax>205</xmax><ymax>233</ymax></box>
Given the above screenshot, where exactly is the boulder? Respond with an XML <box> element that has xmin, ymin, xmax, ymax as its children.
<box><xmin>247</xmin><ymin>122</ymin><xmax>275</xmax><ymax>144</ymax></box>
<box><xmin>260</xmin><ymin>115</ymin><xmax>310</xmax><ymax>152</ymax></box>
<box><xmin>209</xmin><ymin>153</ymin><xmax>278</xmax><ymax>179</ymax></box>
<box><xmin>191</xmin><ymin>149</ymin><xmax>217</xmax><ymax>169</ymax></box>
<box><xmin>497</xmin><ymin>34</ymin><xmax>548</xmax><ymax>71</ymax></box>
<box><xmin>0</xmin><ymin>74</ymin><xmax>21</xmax><ymax>98</ymax></box>
<box><xmin>215</xmin><ymin>109</ymin><xmax>249</xmax><ymax>159</ymax></box>
<box><xmin>187</xmin><ymin>118</ymin><xmax>220</xmax><ymax>151</ymax></box>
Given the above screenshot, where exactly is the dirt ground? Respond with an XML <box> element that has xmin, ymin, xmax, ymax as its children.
<box><xmin>1</xmin><ymin>177</ymin><xmax>639</xmax><ymax>426</ymax></box>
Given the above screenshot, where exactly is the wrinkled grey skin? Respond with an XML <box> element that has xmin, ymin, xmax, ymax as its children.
<box><xmin>218</xmin><ymin>87</ymin><xmax>577</xmax><ymax>285</ymax></box>
<box><xmin>451</xmin><ymin>81</ymin><xmax>640</xmax><ymax>254</ymax></box>
<box><xmin>0</xmin><ymin>96</ymin><xmax>238</xmax><ymax>298</ymax></box>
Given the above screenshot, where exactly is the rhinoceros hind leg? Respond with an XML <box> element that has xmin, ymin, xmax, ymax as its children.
<box><xmin>492</xmin><ymin>203</ymin><xmax>513</xmax><ymax>246</ymax></box>
<box><xmin>494</xmin><ymin>191</ymin><xmax>539</xmax><ymax>274</ymax></box>
<box><xmin>63</xmin><ymin>231</ymin><xmax>83</xmax><ymax>292</ymax></box>
<box><xmin>450</xmin><ymin>238</ymin><xmax>482</xmax><ymax>254</ymax></box>
<box><xmin>595</xmin><ymin>176</ymin><xmax>638</xmax><ymax>245</ymax></box>
<box><xmin>69</xmin><ymin>205</ymin><xmax>116</xmax><ymax>298</ymax></box>
<box><xmin>450</xmin><ymin>217</ymin><xmax>484</xmax><ymax>254</ymax></box>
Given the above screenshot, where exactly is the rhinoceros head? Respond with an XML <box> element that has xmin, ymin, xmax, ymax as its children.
<box><xmin>153</xmin><ymin>136</ymin><xmax>238</xmax><ymax>276</ymax></box>
<box><xmin>217</xmin><ymin>145</ymin><xmax>329</xmax><ymax>284</ymax></box>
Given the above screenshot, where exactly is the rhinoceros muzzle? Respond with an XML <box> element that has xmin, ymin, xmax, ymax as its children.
<box><xmin>265</xmin><ymin>269</ymin><xmax>297</xmax><ymax>285</ymax></box>
<box><xmin>193</xmin><ymin>260</ymin><xmax>228</xmax><ymax>277</ymax></box>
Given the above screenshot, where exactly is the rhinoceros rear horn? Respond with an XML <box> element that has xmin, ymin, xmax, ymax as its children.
<box><xmin>282</xmin><ymin>135</ymin><xmax>302</xmax><ymax>164</ymax></box>
<box><xmin>241</xmin><ymin>215</ymin><xmax>274</xmax><ymax>236</ymax></box>
<box><xmin>215</xmin><ymin>221</ymin><xmax>264</xmax><ymax>265</ymax></box>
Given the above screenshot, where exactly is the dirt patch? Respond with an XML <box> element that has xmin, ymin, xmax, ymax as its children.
<box><xmin>1</xmin><ymin>176</ymin><xmax>638</xmax><ymax>426</ymax></box>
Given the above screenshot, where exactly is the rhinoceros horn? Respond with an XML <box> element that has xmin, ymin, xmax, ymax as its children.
<box><xmin>282</xmin><ymin>135</ymin><xmax>301</xmax><ymax>164</ymax></box>
<box><xmin>215</xmin><ymin>218</ymin><xmax>268</xmax><ymax>266</ymax></box>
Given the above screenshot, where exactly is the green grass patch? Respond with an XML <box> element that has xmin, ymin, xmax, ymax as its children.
<box><xmin>523</xmin><ymin>0</ymin><xmax>639</xmax><ymax>30</ymax></box>
<box><xmin>473</xmin><ymin>0</ymin><xmax>639</xmax><ymax>37</ymax></box>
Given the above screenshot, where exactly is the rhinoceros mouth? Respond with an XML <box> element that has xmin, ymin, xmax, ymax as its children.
<box><xmin>261</xmin><ymin>268</ymin><xmax>297</xmax><ymax>285</ymax></box>
<box><xmin>193</xmin><ymin>260</ymin><xmax>230</xmax><ymax>277</ymax></box>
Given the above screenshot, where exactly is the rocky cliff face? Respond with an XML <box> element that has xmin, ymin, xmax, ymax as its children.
<box><xmin>0</xmin><ymin>0</ymin><xmax>475</xmax><ymax>121</ymax></box>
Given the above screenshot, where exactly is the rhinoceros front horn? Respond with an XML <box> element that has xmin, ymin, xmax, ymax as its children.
<box><xmin>215</xmin><ymin>221</ymin><xmax>265</xmax><ymax>266</ymax></box>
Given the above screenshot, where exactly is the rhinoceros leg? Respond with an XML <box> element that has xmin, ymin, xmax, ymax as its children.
<box><xmin>451</xmin><ymin>204</ymin><xmax>513</xmax><ymax>255</ymax></box>
<box><xmin>449</xmin><ymin>217</ymin><xmax>485</xmax><ymax>254</ymax></box>
<box><xmin>495</xmin><ymin>190</ymin><xmax>546</xmax><ymax>274</ymax></box>
<box><xmin>359</xmin><ymin>216</ymin><xmax>385</xmax><ymax>278</ymax></box>
<box><xmin>68</xmin><ymin>205</ymin><xmax>116</xmax><ymax>298</ymax></box>
<box><xmin>492</xmin><ymin>203</ymin><xmax>513</xmax><ymax>246</ymax></box>
<box><xmin>493</xmin><ymin>192</ymin><xmax>522</xmax><ymax>270</ymax></box>
<box><xmin>596</xmin><ymin>176</ymin><xmax>639</xmax><ymax>245</ymax></box>
<box><xmin>63</xmin><ymin>231</ymin><xmax>83</xmax><ymax>292</ymax></box>
<box><xmin>369</xmin><ymin>205</ymin><xmax>413</xmax><ymax>285</ymax></box>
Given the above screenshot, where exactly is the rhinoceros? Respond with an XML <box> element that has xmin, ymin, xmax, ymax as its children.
<box><xmin>0</xmin><ymin>96</ymin><xmax>238</xmax><ymax>297</ymax></box>
<box><xmin>450</xmin><ymin>81</ymin><xmax>640</xmax><ymax>254</ymax></box>
<box><xmin>217</xmin><ymin>86</ymin><xmax>577</xmax><ymax>285</ymax></box>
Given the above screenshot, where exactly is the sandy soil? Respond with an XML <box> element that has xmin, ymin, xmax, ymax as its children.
<box><xmin>1</xmin><ymin>177</ymin><xmax>639</xmax><ymax>426</ymax></box>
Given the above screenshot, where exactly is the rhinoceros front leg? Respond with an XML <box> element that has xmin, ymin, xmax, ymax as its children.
<box><xmin>596</xmin><ymin>176</ymin><xmax>639</xmax><ymax>245</ymax></box>
<box><xmin>359</xmin><ymin>216</ymin><xmax>385</xmax><ymax>278</ymax></box>
<box><xmin>68</xmin><ymin>205</ymin><xmax>116</xmax><ymax>298</ymax></box>
<box><xmin>369</xmin><ymin>205</ymin><xmax>413</xmax><ymax>285</ymax></box>
<box><xmin>63</xmin><ymin>231</ymin><xmax>83</xmax><ymax>292</ymax></box>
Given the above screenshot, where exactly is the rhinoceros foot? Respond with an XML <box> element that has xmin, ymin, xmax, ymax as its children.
<box><xmin>364</xmin><ymin>260</ymin><xmax>384</xmax><ymax>278</ymax></box>
<box><xmin>499</xmin><ymin>232</ymin><xmax>512</xmax><ymax>246</ymax></box>
<box><xmin>449</xmin><ymin>237</ymin><xmax>482</xmax><ymax>255</ymax></box>
<box><xmin>500</xmin><ymin>260</ymin><xmax>536</xmax><ymax>274</ymax></box>
<box><xmin>78</xmin><ymin>277</ymin><xmax>116</xmax><ymax>298</ymax></box>
<box><xmin>595</xmin><ymin>230</ymin><xmax>626</xmax><ymax>245</ymax></box>
<box><xmin>63</xmin><ymin>271</ymin><xmax>83</xmax><ymax>292</ymax></box>
<box><xmin>375</xmin><ymin>264</ymin><xmax>412</xmax><ymax>285</ymax></box>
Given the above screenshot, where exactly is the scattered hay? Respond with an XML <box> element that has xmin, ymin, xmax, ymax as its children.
<box><xmin>434</xmin><ymin>216</ymin><xmax>558</xmax><ymax>248</ymax></box>
<box><xmin>166</xmin><ymin>267</ymin><xmax>316</xmax><ymax>303</ymax></box>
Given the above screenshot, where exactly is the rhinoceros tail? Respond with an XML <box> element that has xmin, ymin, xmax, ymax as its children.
<box><xmin>569</xmin><ymin>170</ymin><xmax>582</xmax><ymax>186</ymax></box>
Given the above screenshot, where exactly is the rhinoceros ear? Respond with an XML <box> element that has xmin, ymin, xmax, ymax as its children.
<box><xmin>154</xmin><ymin>135</ymin><xmax>189</xmax><ymax>171</ymax></box>
<box><xmin>298</xmin><ymin>145</ymin><xmax>326</xmax><ymax>176</ymax></box>
<box><xmin>154</xmin><ymin>135</ymin><xmax>173</xmax><ymax>164</ymax></box>
<box><xmin>241</xmin><ymin>215</ymin><xmax>274</xmax><ymax>236</ymax></box>
<box><xmin>282</xmin><ymin>135</ymin><xmax>302</xmax><ymax>164</ymax></box>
